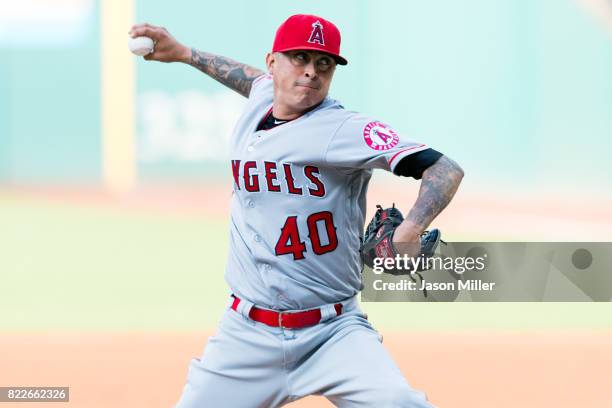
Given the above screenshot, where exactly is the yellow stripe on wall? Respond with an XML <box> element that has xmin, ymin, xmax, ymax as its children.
<box><xmin>101</xmin><ymin>0</ymin><xmax>136</xmax><ymax>193</ymax></box>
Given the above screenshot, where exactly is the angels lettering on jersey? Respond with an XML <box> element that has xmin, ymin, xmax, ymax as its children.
<box><xmin>231</xmin><ymin>160</ymin><xmax>326</xmax><ymax>197</ymax></box>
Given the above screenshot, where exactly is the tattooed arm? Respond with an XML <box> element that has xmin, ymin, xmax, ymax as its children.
<box><xmin>393</xmin><ymin>155</ymin><xmax>464</xmax><ymax>245</ymax></box>
<box><xmin>129</xmin><ymin>23</ymin><xmax>265</xmax><ymax>97</ymax></box>
<box><xmin>187</xmin><ymin>49</ymin><xmax>265</xmax><ymax>98</ymax></box>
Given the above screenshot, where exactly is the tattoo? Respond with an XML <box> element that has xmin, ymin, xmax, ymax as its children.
<box><xmin>406</xmin><ymin>156</ymin><xmax>464</xmax><ymax>230</ymax></box>
<box><xmin>189</xmin><ymin>49</ymin><xmax>266</xmax><ymax>98</ymax></box>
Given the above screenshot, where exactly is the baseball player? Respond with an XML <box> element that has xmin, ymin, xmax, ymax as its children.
<box><xmin>130</xmin><ymin>14</ymin><xmax>463</xmax><ymax>407</ymax></box>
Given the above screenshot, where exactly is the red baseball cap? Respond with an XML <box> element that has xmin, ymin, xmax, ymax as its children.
<box><xmin>272</xmin><ymin>14</ymin><xmax>348</xmax><ymax>65</ymax></box>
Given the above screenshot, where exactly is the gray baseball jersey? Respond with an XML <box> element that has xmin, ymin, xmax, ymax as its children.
<box><xmin>225</xmin><ymin>74</ymin><xmax>429</xmax><ymax>310</ymax></box>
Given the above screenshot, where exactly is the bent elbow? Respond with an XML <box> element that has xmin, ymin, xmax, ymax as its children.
<box><xmin>440</xmin><ymin>155</ymin><xmax>464</xmax><ymax>181</ymax></box>
<box><xmin>454</xmin><ymin>163</ymin><xmax>465</xmax><ymax>181</ymax></box>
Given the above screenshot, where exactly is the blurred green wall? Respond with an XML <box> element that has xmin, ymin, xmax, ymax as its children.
<box><xmin>0</xmin><ymin>0</ymin><xmax>101</xmax><ymax>183</ymax></box>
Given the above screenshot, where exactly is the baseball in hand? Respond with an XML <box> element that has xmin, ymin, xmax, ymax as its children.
<box><xmin>128</xmin><ymin>36</ymin><xmax>154</xmax><ymax>56</ymax></box>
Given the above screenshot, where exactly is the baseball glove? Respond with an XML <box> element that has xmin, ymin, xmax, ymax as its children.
<box><xmin>361</xmin><ymin>204</ymin><xmax>442</xmax><ymax>279</ymax></box>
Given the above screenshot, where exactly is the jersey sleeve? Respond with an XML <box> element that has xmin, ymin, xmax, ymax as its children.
<box><xmin>248</xmin><ymin>74</ymin><xmax>273</xmax><ymax>99</ymax></box>
<box><xmin>393</xmin><ymin>148</ymin><xmax>443</xmax><ymax>179</ymax></box>
<box><xmin>324</xmin><ymin>113</ymin><xmax>430</xmax><ymax>173</ymax></box>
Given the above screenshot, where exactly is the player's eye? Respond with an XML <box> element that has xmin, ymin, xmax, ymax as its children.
<box><xmin>317</xmin><ymin>57</ymin><xmax>333</xmax><ymax>72</ymax></box>
<box><xmin>292</xmin><ymin>52</ymin><xmax>309</xmax><ymax>64</ymax></box>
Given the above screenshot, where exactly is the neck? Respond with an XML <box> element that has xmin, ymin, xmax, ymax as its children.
<box><xmin>272</xmin><ymin>103</ymin><xmax>306</xmax><ymax>121</ymax></box>
<box><xmin>272</xmin><ymin>100</ymin><xmax>324</xmax><ymax>121</ymax></box>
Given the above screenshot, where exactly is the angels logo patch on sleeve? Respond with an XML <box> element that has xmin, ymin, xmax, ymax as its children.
<box><xmin>363</xmin><ymin>121</ymin><xmax>400</xmax><ymax>151</ymax></box>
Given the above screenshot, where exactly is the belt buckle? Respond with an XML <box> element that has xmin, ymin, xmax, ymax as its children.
<box><xmin>278</xmin><ymin>311</ymin><xmax>286</xmax><ymax>329</ymax></box>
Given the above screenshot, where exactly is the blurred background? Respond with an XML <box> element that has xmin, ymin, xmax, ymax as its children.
<box><xmin>1</xmin><ymin>0</ymin><xmax>612</xmax><ymax>407</ymax></box>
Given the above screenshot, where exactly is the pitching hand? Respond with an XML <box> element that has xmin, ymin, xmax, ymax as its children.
<box><xmin>129</xmin><ymin>23</ymin><xmax>191</xmax><ymax>63</ymax></box>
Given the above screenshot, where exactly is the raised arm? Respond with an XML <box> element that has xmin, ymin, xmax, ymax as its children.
<box><xmin>393</xmin><ymin>155</ymin><xmax>464</xmax><ymax>245</ymax></box>
<box><xmin>129</xmin><ymin>23</ymin><xmax>265</xmax><ymax>98</ymax></box>
<box><xmin>187</xmin><ymin>50</ymin><xmax>266</xmax><ymax>98</ymax></box>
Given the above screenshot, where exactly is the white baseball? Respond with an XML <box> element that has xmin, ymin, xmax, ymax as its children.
<box><xmin>128</xmin><ymin>36</ymin><xmax>155</xmax><ymax>56</ymax></box>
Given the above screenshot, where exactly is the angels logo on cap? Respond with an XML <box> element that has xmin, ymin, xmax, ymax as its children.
<box><xmin>363</xmin><ymin>121</ymin><xmax>400</xmax><ymax>151</ymax></box>
<box><xmin>307</xmin><ymin>21</ymin><xmax>325</xmax><ymax>45</ymax></box>
<box><xmin>272</xmin><ymin>14</ymin><xmax>348</xmax><ymax>65</ymax></box>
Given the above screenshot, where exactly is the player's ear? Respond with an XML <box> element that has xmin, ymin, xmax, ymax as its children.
<box><xmin>265</xmin><ymin>52</ymin><xmax>275</xmax><ymax>74</ymax></box>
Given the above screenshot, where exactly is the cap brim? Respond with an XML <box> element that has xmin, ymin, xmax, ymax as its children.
<box><xmin>275</xmin><ymin>46</ymin><xmax>348</xmax><ymax>65</ymax></box>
